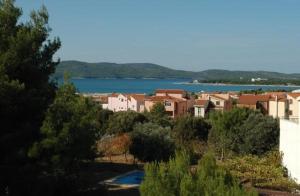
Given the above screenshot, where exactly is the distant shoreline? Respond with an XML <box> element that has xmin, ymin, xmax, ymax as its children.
<box><xmin>176</xmin><ymin>82</ymin><xmax>300</xmax><ymax>88</ymax></box>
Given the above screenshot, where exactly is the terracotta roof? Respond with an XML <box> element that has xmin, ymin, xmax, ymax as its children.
<box><xmin>129</xmin><ymin>94</ymin><xmax>147</xmax><ymax>102</ymax></box>
<box><xmin>109</xmin><ymin>93</ymin><xmax>119</xmax><ymax>97</ymax></box>
<box><xmin>238</xmin><ymin>95</ymin><xmax>271</xmax><ymax>105</ymax></box>
<box><xmin>269</xmin><ymin>97</ymin><xmax>287</xmax><ymax>102</ymax></box>
<box><xmin>99</xmin><ymin>96</ymin><xmax>108</xmax><ymax>103</ymax></box>
<box><xmin>146</xmin><ymin>95</ymin><xmax>185</xmax><ymax>102</ymax></box>
<box><xmin>209</xmin><ymin>94</ymin><xmax>228</xmax><ymax>101</ymax></box>
<box><xmin>155</xmin><ymin>89</ymin><xmax>186</xmax><ymax>94</ymax></box>
<box><xmin>287</xmin><ymin>93</ymin><xmax>300</xmax><ymax>99</ymax></box>
<box><xmin>194</xmin><ymin>99</ymin><xmax>209</xmax><ymax>106</ymax></box>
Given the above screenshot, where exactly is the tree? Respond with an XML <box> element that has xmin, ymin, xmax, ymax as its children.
<box><xmin>29</xmin><ymin>83</ymin><xmax>100</xmax><ymax>173</ymax></box>
<box><xmin>0</xmin><ymin>1</ymin><xmax>60</xmax><ymax>194</ymax></box>
<box><xmin>173</xmin><ymin>115</ymin><xmax>210</xmax><ymax>144</ymax></box>
<box><xmin>208</xmin><ymin>108</ymin><xmax>279</xmax><ymax>159</ymax></box>
<box><xmin>140</xmin><ymin>151</ymin><xmax>257</xmax><ymax>196</ymax></box>
<box><xmin>237</xmin><ymin>113</ymin><xmax>279</xmax><ymax>155</ymax></box>
<box><xmin>208</xmin><ymin>108</ymin><xmax>255</xmax><ymax>159</ymax></box>
<box><xmin>106</xmin><ymin>111</ymin><xmax>147</xmax><ymax>134</ymax></box>
<box><xmin>146</xmin><ymin>102</ymin><xmax>172</xmax><ymax>127</ymax></box>
<box><xmin>129</xmin><ymin>122</ymin><xmax>175</xmax><ymax>162</ymax></box>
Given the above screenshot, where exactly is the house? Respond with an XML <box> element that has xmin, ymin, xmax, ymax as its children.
<box><xmin>208</xmin><ymin>94</ymin><xmax>232</xmax><ymax>112</ymax></box>
<box><xmin>107</xmin><ymin>93</ymin><xmax>147</xmax><ymax>112</ymax></box>
<box><xmin>268</xmin><ymin>95</ymin><xmax>288</xmax><ymax>119</ymax></box>
<box><xmin>280</xmin><ymin>97</ymin><xmax>300</xmax><ymax>183</ymax></box>
<box><xmin>145</xmin><ymin>95</ymin><xmax>188</xmax><ymax>118</ymax></box>
<box><xmin>82</xmin><ymin>93</ymin><xmax>109</xmax><ymax>109</ymax></box>
<box><xmin>155</xmin><ymin>89</ymin><xmax>187</xmax><ymax>99</ymax></box>
<box><xmin>194</xmin><ymin>99</ymin><xmax>210</xmax><ymax>117</ymax></box>
<box><xmin>237</xmin><ymin>94</ymin><xmax>271</xmax><ymax>114</ymax></box>
<box><xmin>197</xmin><ymin>93</ymin><xmax>233</xmax><ymax>112</ymax></box>
<box><xmin>287</xmin><ymin>93</ymin><xmax>300</xmax><ymax>120</ymax></box>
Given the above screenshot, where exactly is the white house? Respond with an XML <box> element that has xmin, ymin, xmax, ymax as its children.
<box><xmin>280</xmin><ymin>97</ymin><xmax>300</xmax><ymax>183</ymax></box>
<box><xmin>107</xmin><ymin>93</ymin><xmax>146</xmax><ymax>112</ymax></box>
<box><xmin>194</xmin><ymin>99</ymin><xmax>209</xmax><ymax>118</ymax></box>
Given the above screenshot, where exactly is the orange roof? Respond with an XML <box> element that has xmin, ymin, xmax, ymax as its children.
<box><xmin>270</xmin><ymin>97</ymin><xmax>287</xmax><ymax>102</ymax></box>
<box><xmin>194</xmin><ymin>99</ymin><xmax>209</xmax><ymax>106</ymax></box>
<box><xmin>155</xmin><ymin>89</ymin><xmax>186</xmax><ymax>94</ymax></box>
<box><xmin>287</xmin><ymin>93</ymin><xmax>300</xmax><ymax>99</ymax></box>
<box><xmin>209</xmin><ymin>94</ymin><xmax>228</xmax><ymax>101</ymax></box>
<box><xmin>109</xmin><ymin>93</ymin><xmax>119</xmax><ymax>97</ymax></box>
<box><xmin>146</xmin><ymin>95</ymin><xmax>185</xmax><ymax>102</ymax></box>
<box><xmin>129</xmin><ymin>94</ymin><xmax>148</xmax><ymax>102</ymax></box>
<box><xmin>99</xmin><ymin>96</ymin><xmax>108</xmax><ymax>103</ymax></box>
<box><xmin>238</xmin><ymin>95</ymin><xmax>271</xmax><ymax>105</ymax></box>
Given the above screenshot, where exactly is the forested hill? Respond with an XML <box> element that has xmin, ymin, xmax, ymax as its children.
<box><xmin>55</xmin><ymin>60</ymin><xmax>300</xmax><ymax>82</ymax></box>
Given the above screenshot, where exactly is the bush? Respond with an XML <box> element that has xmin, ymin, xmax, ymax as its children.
<box><xmin>106</xmin><ymin>111</ymin><xmax>147</xmax><ymax>134</ymax></box>
<box><xmin>129</xmin><ymin>123</ymin><xmax>175</xmax><ymax>162</ymax></box>
<box><xmin>173</xmin><ymin>115</ymin><xmax>210</xmax><ymax>144</ymax></box>
<box><xmin>221</xmin><ymin>151</ymin><xmax>300</xmax><ymax>192</ymax></box>
<box><xmin>208</xmin><ymin>108</ymin><xmax>279</xmax><ymax>158</ymax></box>
<box><xmin>140</xmin><ymin>151</ymin><xmax>257</xmax><ymax>196</ymax></box>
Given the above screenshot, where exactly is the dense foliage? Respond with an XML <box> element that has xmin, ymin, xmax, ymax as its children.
<box><xmin>173</xmin><ymin>115</ymin><xmax>210</xmax><ymax>144</ymax></box>
<box><xmin>129</xmin><ymin>123</ymin><xmax>175</xmax><ymax>162</ymax></box>
<box><xmin>221</xmin><ymin>151</ymin><xmax>300</xmax><ymax>192</ymax></box>
<box><xmin>140</xmin><ymin>151</ymin><xmax>257</xmax><ymax>196</ymax></box>
<box><xmin>106</xmin><ymin>111</ymin><xmax>146</xmax><ymax>134</ymax></box>
<box><xmin>146</xmin><ymin>102</ymin><xmax>172</xmax><ymax>127</ymax></box>
<box><xmin>29</xmin><ymin>83</ymin><xmax>100</xmax><ymax>173</ymax></box>
<box><xmin>56</xmin><ymin>61</ymin><xmax>300</xmax><ymax>85</ymax></box>
<box><xmin>208</xmin><ymin>108</ymin><xmax>279</xmax><ymax>159</ymax></box>
<box><xmin>0</xmin><ymin>0</ymin><xmax>61</xmax><ymax>194</ymax></box>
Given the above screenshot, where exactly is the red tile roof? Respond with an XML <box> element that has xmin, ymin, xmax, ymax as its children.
<box><xmin>146</xmin><ymin>95</ymin><xmax>185</xmax><ymax>102</ymax></box>
<box><xmin>209</xmin><ymin>94</ymin><xmax>228</xmax><ymax>101</ymax></box>
<box><xmin>155</xmin><ymin>89</ymin><xmax>186</xmax><ymax>94</ymax></box>
<box><xmin>238</xmin><ymin>95</ymin><xmax>271</xmax><ymax>105</ymax></box>
<box><xmin>287</xmin><ymin>93</ymin><xmax>300</xmax><ymax>99</ymax></box>
<box><xmin>129</xmin><ymin>94</ymin><xmax>148</xmax><ymax>102</ymax></box>
<box><xmin>194</xmin><ymin>99</ymin><xmax>209</xmax><ymax>106</ymax></box>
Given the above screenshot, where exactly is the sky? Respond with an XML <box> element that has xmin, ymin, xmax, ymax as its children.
<box><xmin>16</xmin><ymin>0</ymin><xmax>300</xmax><ymax>73</ymax></box>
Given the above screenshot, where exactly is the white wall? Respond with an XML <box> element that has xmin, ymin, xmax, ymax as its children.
<box><xmin>194</xmin><ymin>106</ymin><xmax>205</xmax><ymax>117</ymax></box>
<box><xmin>280</xmin><ymin>119</ymin><xmax>300</xmax><ymax>183</ymax></box>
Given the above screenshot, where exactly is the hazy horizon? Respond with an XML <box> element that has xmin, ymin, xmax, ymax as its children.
<box><xmin>17</xmin><ymin>0</ymin><xmax>300</xmax><ymax>73</ymax></box>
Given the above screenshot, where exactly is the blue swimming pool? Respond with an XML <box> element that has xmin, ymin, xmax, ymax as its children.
<box><xmin>113</xmin><ymin>170</ymin><xmax>144</xmax><ymax>185</ymax></box>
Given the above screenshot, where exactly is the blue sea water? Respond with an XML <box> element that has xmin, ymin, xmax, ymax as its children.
<box><xmin>66</xmin><ymin>78</ymin><xmax>299</xmax><ymax>93</ymax></box>
<box><xmin>113</xmin><ymin>170</ymin><xmax>144</xmax><ymax>185</ymax></box>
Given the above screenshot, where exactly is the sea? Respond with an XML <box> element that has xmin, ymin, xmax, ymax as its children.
<box><xmin>65</xmin><ymin>78</ymin><xmax>300</xmax><ymax>94</ymax></box>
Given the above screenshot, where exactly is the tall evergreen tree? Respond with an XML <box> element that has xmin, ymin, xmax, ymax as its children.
<box><xmin>0</xmin><ymin>0</ymin><xmax>60</xmax><ymax>194</ymax></box>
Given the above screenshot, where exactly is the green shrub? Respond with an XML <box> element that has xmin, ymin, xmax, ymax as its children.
<box><xmin>140</xmin><ymin>151</ymin><xmax>257</xmax><ymax>196</ymax></box>
<box><xmin>221</xmin><ymin>151</ymin><xmax>300</xmax><ymax>192</ymax></box>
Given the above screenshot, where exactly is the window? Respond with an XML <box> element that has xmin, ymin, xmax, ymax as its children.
<box><xmin>289</xmin><ymin>110</ymin><xmax>293</xmax><ymax>115</ymax></box>
<box><xmin>289</xmin><ymin>99</ymin><xmax>293</xmax><ymax>104</ymax></box>
<box><xmin>216</xmin><ymin>101</ymin><xmax>220</xmax><ymax>106</ymax></box>
<box><xmin>165</xmin><ymin>101</ymin><xmax>171</xmax><ymax>106</ymax></box>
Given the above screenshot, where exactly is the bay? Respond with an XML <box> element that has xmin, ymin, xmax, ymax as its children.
<box><xmin>66</xmin><ymin>78</ymin><xmax>300</xmax><ymax>93</ymax></box>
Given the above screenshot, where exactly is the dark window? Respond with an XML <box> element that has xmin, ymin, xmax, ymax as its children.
<box><xmin>216</xmin><ymin>101</ymin><xmax>220</xmax><ymax>106</ymax></box>
<box><xmin>165</xmin><ymin>101</ymin><xmax>172</xmax><ymax>106</ymax></box>
<box><xmin>289</xmin><ymin>110</ymin><xmax>293</xmax><ymax>115</ymax></box>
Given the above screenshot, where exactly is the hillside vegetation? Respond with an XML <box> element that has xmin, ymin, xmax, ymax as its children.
<box><xmin>55</xmin><ymin>61</ymin><xmax>300</xmax><ymax>84</ymax></box>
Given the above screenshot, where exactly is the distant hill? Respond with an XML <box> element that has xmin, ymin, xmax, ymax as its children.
<box><xmin>55</xmin><ymin>61</ymin><xmax>300</xmax><ymax>83</ymax></box>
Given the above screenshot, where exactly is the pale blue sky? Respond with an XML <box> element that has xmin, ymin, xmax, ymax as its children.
<box><xmin>16</xmin><ymin>0</ymin><xmax>300</xmax><ymax>73</ymax></box>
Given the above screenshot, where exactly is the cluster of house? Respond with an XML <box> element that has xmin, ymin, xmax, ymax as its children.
<box><xmin>84</xmin><ymin>89</ymin><xmax>300</xmax><ymax>182</ymax></box>
<box><xmin>84</xmin><ymin>89</ymin><xmax>300</xmax><ymax>121</ymax></box>
<box><xmin>195</xmin><ymin>91</ymin><xmax>300</xmax><ymax>120</ymax></box>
